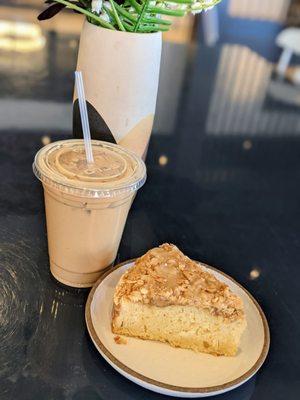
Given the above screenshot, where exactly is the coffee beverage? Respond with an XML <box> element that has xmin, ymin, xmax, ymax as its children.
<box><xmin>33</xmin><ymin>139</ymin><xmax>146</xmax><ymax>287</ymax></box>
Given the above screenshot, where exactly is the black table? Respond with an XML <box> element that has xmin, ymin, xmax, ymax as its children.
<box><xmin>1</xmin><ymin>4</ymin><xmax>300</xmax><ymax>400</ymax></box>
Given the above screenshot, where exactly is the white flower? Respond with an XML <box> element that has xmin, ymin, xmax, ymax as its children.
<box><xmin>192</xmin><ymin>2</ymin><xmax>203</xmax><ymax>14</ymax></box>
<box><xmin>201</xmin><ymin>0</ymin><xmax>215</xmax><ymax>6</ymax></box>
<box><xmin>103</xmin><ymin>1</ymin><xmax>112</xmax><ymax>10</ymax></box>
<box><xmin>92</xmin><ymin>0</ymin><xmax>103</xmax><ymax>14</ymax></box>
<box><xmin>192</xmin><ymin>1</ymin><xmax>216</xmax><ymax>15</ymax></box>
<box><xmin>99</xmin><ymin>11</ymin><xmax>111</xmax><ymax>23</ymax></box>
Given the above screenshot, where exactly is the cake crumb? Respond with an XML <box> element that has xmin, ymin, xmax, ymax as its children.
<box><xmin>114</xmin><ymin>335</ymin><xmax>127</xmax><ymax>345</ymax></box>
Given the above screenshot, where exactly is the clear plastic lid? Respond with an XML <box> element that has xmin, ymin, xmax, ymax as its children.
<box><xmin>33</xmin><ymin>139</ymin><xmax>146</xmax><ymax>198</ymax></box>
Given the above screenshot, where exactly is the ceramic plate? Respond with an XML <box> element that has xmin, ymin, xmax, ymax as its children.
<box><xmin>86</xmin><ymin>260</ymin><xmax>270</xmax><ymax>398</ymax></box>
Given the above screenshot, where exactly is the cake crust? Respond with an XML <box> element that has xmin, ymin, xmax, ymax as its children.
<box><xmin>114</xmin><ymin>244</ymin><xmax>244</xmax><ymax>321</ymax></box>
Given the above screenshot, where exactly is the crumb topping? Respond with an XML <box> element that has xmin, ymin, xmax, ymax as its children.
<box><xmin>114</xmin><ymin>244</ymin><xmax>245</xmax><ymax>321</ymax></box>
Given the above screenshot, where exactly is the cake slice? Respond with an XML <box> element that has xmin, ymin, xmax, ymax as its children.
<box><xmin>112</xmin><ymin>244</ymin><xmax>247</xmax><ymax>356</ymax></box>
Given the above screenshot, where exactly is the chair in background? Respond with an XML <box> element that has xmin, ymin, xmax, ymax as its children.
<box><xmin>276</xmin><ymin>27</ymin><xmax>300</xmax><ymax>76</ymax></box>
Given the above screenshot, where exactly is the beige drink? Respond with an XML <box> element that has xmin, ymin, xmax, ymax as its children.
<box><xmin>33</xmin><ymin>139</ymin><xmax>146</xmax><ymax>288</ymax></box>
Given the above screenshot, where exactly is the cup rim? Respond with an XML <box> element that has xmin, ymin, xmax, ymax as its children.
<box><xmin>33</xmin><ymin>139</ymin><xmax>147</xmax><ymax>199</ymax></box>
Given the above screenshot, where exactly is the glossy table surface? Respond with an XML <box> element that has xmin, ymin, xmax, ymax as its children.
<box><xmin>1</xmin><ymin>1</ymin><xmax>300</xmax><ymax>399</ymax></box>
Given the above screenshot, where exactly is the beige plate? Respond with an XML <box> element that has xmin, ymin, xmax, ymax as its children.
<box><xmin>86</xmin><ymin>260</ymin><xmax>270</xmax><ymax>398</ymax></box>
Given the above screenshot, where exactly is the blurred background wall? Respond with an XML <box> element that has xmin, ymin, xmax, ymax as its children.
<box><xmin>1</xmin><ymin>0</ymin><xmax>300</xmax><ymax>137</ymax></box>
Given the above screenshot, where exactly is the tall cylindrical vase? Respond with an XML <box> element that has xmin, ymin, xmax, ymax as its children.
<box><xmin>73</xmin><ymin>20</ymin><xmax>162</xmax><ymax>158</ymax></box>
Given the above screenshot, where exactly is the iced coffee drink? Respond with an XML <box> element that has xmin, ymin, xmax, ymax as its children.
<box><xmin>33</xmin><ymin>139</ymin><xmax>146</xmax><ymax>288</ymax></box>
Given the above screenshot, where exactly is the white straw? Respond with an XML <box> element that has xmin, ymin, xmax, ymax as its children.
<box><xmin>75</xmin><ymin>71</ymin><xmax>94</xmax><ymax>164</ymax></box>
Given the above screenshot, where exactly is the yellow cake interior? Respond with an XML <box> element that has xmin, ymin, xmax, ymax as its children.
<box><xmin>112</xmin><ymin>244</ymin><xmax>247</xmax><ymax>356</ymax></box>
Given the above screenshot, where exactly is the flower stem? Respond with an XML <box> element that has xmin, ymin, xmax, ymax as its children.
<box><xmin>108</xmin><ymin>0</ymin><xmax>126</xmax><ymax>31</ymax></box>
<box><xmin>148</xmin><ymin>6</ymin><xmax>185</xmax><ymax>17</ymax></box>
<box><xmin>133</xmin><ymin>0</ymin><xmax>150</xmax><ymax>32</ymax></box>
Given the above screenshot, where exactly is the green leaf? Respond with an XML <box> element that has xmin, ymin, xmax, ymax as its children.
<box><xmin>133</xmin><ymin>0</ymin><xmax>150</xmax><ymax>32</ymax></box>
<box><xmin>127</xmin><ymin>0</ymin><xmax>141</xmax><ymax>12</ymax></box>
<box><xmin>122</xmin><ymin>21</ymin><xmax>135</xmax><ymax>31</ymax></box>
<box><xmin>143</xmin><ymin>17</ymin><xmax>172</xmax><ymax>25</ymax></box>
<box><xmin>113</xmin><ymin>2</ymin><xmax>138</xmax><ymax>23</ymax></box>
<box><xmin>148</xmin><ymin>6</ymin><xmax>186</xmax><ymax>17</ymax></box>
<box><xmin>109</xmin><ymin>0</ymin><xmax>126</xmax><ymax>31</ymax></box>
<box><xmin>130</xmin><ymin>0</ymin><xmax>186</xmax><ymax>32</ymax></box>
<box><xmin>138</xmin><ymin>24</ymin><xmax>170</xmax><ymax>32</ymax></box>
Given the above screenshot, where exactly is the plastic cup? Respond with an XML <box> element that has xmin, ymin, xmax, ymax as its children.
<box><xmin>33</xmin><ymin>139</ymin><xmax>146</xmax><ymax>288</ymax></box>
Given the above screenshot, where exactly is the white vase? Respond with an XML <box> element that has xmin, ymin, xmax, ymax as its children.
<box><xmin>73</xmin><ymin>20</ymin><xmax>162</xmax><ymax>158</ymax></box>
